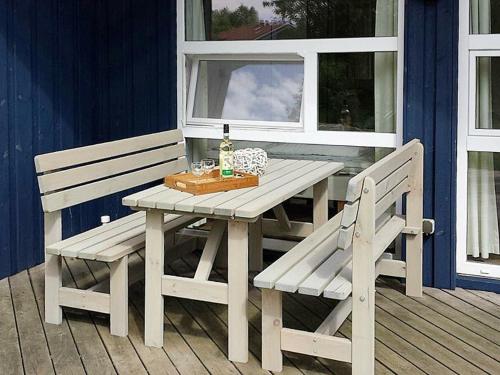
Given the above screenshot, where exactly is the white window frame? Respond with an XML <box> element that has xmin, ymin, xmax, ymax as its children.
<box><xmin>457</xmin><ymin>0</ymin><xmax>500</xmax><ymax>278</ymax></box>
<box><xmin>186</xmin><ymin>54</ymin><xmax>305</xmax><ymax>130</ymax></box>
<box><xmin>177</xmin><ymin>0</ymin><xmax>405</xmax><ymax>148</ymax></box>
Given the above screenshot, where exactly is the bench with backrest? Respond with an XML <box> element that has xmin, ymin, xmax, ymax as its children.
<box><xmin>35</xmin><ymin>129</ymin><xmax>198</xmax><ymax>336</ymax></box>
<box><xmin>254</xmin><ymin>139</ymin><xmax>423</xmax><ymax>374</ymax></box>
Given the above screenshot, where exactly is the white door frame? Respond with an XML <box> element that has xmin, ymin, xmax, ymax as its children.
<box><xmin>457</xmin><ymin>0</ymin><xmax>500</xmax><ymax>278</ymax></box>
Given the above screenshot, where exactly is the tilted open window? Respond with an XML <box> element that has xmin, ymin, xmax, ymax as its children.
<box><xmin>188</xmin><ymin>56</ymin><xmax>304</xmax><ymax>129</ymax></box>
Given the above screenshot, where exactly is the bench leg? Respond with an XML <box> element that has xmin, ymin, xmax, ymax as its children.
<box><xmin>249</xmin><ymin>216</ymin><xmax>263</xmax><ymax>272</ymax></box>
<box><xmin>45</xmin><ymin>253</ymin><xmax>62</xmax><ymax>324</ymax></box>
<box><xmin>228</xmin><ymin>220</ymin><xmax>248</xmax><ymax>363</ymax></box>
<box><xmin>110</xmin><ymin>256</ymin><xmax>128</xmax><ymax>337</ymax></box>
<box><xmin>352</xmin><ymin>278</ymin><xmax>375</xmax><ymax>375</ymax></box>
<box><xmin>262</xmin><ymin>289</ymin><xmax>283</xmax><ymax>372</ymax></box>
<box><xmin>44</xmin><ymin>211</ymin><xmax>62</xmax><ymax>325</ymax></box>
<box><xmin>406</xmin><ymin>144</ymin><xmax>424</xmax><ymax>297</ymax></box>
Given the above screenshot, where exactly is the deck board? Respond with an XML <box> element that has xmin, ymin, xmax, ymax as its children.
<box><xmin>82</xmin><ymin>256</ymin><xmax>180</xmax><ymax>375</ymax></box>
<box><xmin>0</xmin><ymin>278</ymin><xmax>24</xmax><ymax>375</ymax></box>
<box><xmin>60</xmin><ymin>262</ymin><xmax>117</xmax><ymax>375</ymax></box>
<box><xmin>165</xmin><ymin>260</ymin><xmax>270</xmax><ymax>375</ymax></box>
<box><xmin>469</xmin><ymin>289</ymin><xmax>500</xmax><ymax>306</ymax></box>
<box><xmin>424</xmin><ymin>287</ymin><xmax>500</xmax><ymax>332</ymax></box>
<box><xmin>377</xmin><ymin>282</ymin><xmax>500</xmax><ymax>363</ymax></box>
<box><xmin>383</xmin><ymin>278</ymin><xmax>500</xmax><ymax>347</ymax></box>
<box><xmin>181</xmin><ymin>255</ymin><xmax>331</xmax><ymax>375</ymax></box>
<box><xmin>28</xmin><ymin>264</ymin><xmax>86</xmax><ymax>375</ymax></box>
<box><xmin>376</xmin><ymin>294</ymin><xmax>493</xmax><ymax>374</ymax></box>
<box><xmin>65</xmin><ymin>257</ymin><xmax>147</xmax><ymax>375</ymax></box>
<box><xmin>2</xmin><ymin>252</ymin><xmax>500</xmax><ymax>375</ymax></box>
<box><xmin>114</xmin><ymin>255</ymin><xmax>180</xmax><ymax>375</ymax></box>
<box><xmin>9</xmin><ymin>271</ymin><xmax>55</xmax><ymax>375</ymax></box>
<box><xmin>129</xmin><ymin>279</ymin><xmax>210</xmax><ymax>375</ymax></box>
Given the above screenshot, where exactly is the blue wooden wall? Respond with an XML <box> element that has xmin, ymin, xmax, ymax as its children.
<box><xmin>404</xmin><ymin>0</ymin><xmax>458</xmax><ymax>289</ymax></box>
<box><xmin>0</xmin><ymin>0</ymin><xmax>177</xmax><ymax>279</ymax></box>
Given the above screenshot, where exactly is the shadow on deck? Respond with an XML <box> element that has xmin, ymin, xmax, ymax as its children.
<box><xmin>1</xmin><ymin>252</ymin><xmax>499</xmax><ymax>375</ymax></box>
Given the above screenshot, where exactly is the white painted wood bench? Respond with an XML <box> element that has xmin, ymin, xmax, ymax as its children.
<box><xmin>254</xmin><ymin>139</ymin><xmax>424</xmax><ymax>374</ymax></box>
<box><xmin>35</xmin><ymin>129</ymin><xmax>198</xmax><ymax>336</ymax></box>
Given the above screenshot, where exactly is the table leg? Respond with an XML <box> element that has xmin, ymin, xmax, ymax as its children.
<box><xmin>313</xmin><ymin>178</ymin><xmax>329</xmax><ymax>230</ymax></box>
<box><xmin>228</xmin><ymin>220</ymin><xmax>249</xmax><ymax>363</ymax></box>
<box><xmin>145</xmin><ymin>210</ymin><xmax>165</xmax><ymax>347</ymax></box>
<box><xmin>249</xmin><ymin>215</ymin><xmax>263</xmax><ymax>272</ymax></box>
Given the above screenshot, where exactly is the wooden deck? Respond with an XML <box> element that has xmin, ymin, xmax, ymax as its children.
<box><xmin>1</xmin><ymin>251</ymin><xmax>500</xmax><ymax>375</ymax></box>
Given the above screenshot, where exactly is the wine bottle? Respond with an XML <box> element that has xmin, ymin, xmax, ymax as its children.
<box><xmin>219</xmin><ymin>124</ymin><xmax>234</xmax><ymax>178</ymax></box>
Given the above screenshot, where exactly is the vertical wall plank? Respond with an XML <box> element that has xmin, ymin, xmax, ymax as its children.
<box><xmin>404</xmin><ymin>1</ymin><xmax>435</xmax><ymax>287</ymax></box>
<box><xmin>12</xmin><ymin>0</ymin><xmax>35</xmax><ymax>270</ymax></box>
<box><xmin>433</xmin><ymin>0</ymin><xmax>458</xmax><ymax>289</ymax></box>
<box><xmin>34</xmin><ymin>0</ymin><xmax>56</xmax><ymax>262</ymax></box>
<box><xmin>77</xmin><ymin>0</ymin><xmax>99</xmax><ymax>231</ymax></box>
<box><xmin>0</xmin><ymin>0</ymin><xmax>11</xmax><ymax>278</ymax></box>
<box><xmin>158</xmin><ymin>0</ymin><xmax>177</xmax><ymax>131</ymax></box>
<box><xmin>404</xmin><ymin>0</ymin><xmax>458</xmax><ymax>288</ymax></box>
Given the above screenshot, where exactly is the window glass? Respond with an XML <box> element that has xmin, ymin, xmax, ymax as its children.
<box><xmin>475</xmin><ymin>56</ymin><xmax>500</xmax><ymax>130</ymax></box>
<box><xmin>185</xmin><ymin>0</ymin><xmax>398</xmax><ymax>41</ymax></box>
<box><xmin>470</xmin><ymin>0</ymin><xmax>500</xmax><ymax>34</ymax></box>
<box><xmin>192</xmin><ymin>60</ymin><xmax>304</xmax><ymax>123</ymax></box>
<box><xmin>197</xmin><ymin>139</ymin><xmax>393</xmax><ymax>174</ymax></box>
<box><xmin>318</xmin><ymin>52</ymin><xmax>397</xmax><ymax>133</ymax></box>
<box><xmin>199</xmin><ymin>138</ymin><xmax>393</xmax><ymax>172</ymax></box>
<box><xmin>467</xmin><ymin>152</ymin><xmax>500</xmax><ymax>263</ymax></box>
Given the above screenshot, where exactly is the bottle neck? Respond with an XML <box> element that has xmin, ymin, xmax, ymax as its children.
<box><xmin>223</xmin><ymin>133</ymin><xmax>229</xmax><ymax>141</ymax></box>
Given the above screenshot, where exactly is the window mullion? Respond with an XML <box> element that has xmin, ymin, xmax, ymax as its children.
<box><xmin>303</xmin><ymin>52</ymin><xmax>318</xmax><ymax>134</ymax></box>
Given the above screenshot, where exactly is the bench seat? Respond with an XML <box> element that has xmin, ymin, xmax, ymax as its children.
<box><xmin>47</xmin><ymin>212</ymin><xmax>197</xmax><ymax>261</ymax></box>
<box><xmin>254</xmin><ymin>213</ymin><xmax>406</xmax><ymax>299</ymax></box>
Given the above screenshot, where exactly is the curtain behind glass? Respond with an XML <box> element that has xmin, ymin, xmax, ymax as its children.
<box><xmin>468</xmin><ymin>0</ymin><xmax>500</xmax><ymax>259</ymax></box>
<box><xmin>185</xmin><ymin>0</ymin><xmax>206</xmax><ymax>41</ymax></box>
<box><xmin>374</xmin><ymin>0</ymin><xmax>397</xmax><ymax>161</ymax></box>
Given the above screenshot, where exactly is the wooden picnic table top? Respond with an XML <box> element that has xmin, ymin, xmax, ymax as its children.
<box><xmin>123</xmin><ymin>158</ymin><xmax>344</xmax><ymax>220</ymax></box>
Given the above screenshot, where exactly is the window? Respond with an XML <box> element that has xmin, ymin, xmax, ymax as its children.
<box><xmin>177</xmin><ymin>0</ymin><xmax>404</xmax><ymax>148</ymax></box>
<box><xmin>457</xmin><ymin>0</ymin><xmax>500</xmax><ymax>278</ymax></box>
<box><xmin>188</xmin><ymin>58</ymin><xmax>304</xmax><ymax>126</ymax></box>
<box><xmin>185</xmin><ymin>0</ymin><xmax>398</xmax><ymax>41</ymax></box>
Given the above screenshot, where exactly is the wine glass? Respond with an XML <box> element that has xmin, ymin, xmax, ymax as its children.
<box><xmin>201</xmin><ymin>159</ymin><xmax>215</xmax><ymax>175</ymax></box>
<box><xmin>191</xmin><ymin>162</ymin><xmax>203</xmax><ymax>177</ymax></box>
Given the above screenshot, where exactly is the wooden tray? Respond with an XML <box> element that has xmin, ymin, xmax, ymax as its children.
<box><xmin>165</xmin><ymin>169</ymin><xmax>259</xmax><ymax>195</ymax></box>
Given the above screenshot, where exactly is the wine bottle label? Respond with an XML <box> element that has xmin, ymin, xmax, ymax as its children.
<box><xmin>220</xmin><ymin>151</ymin><xmax>234</xmax><ymax>178</ymax></box>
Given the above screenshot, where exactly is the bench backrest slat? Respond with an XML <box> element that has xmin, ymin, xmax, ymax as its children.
<box><xmin>374</xmin><ymin>177</ymin><xmax>410</xmax><ymax>219</ymax></box>
<box><xmin>375</xmin><ymin>160</ymin><xmax>412</xmax><ymax>201</ymax></box>
<box><xmin>337</xmin><ymin>139</ymin><xmax>422</xmax><ymax>250</ymax></box>
<box><xmin>35</xmin><ymin>129</ymin><xmax>184</xmax><ymax>173</ymax></box>
<box><xmin>38</xmin><ymin>143</ymin><xmax>185</xmax><ymax>194</ymax></box>
<box><xmin>345</xmin><ymin>139</ymin><xmax>420</xmax><ymax>202</ymax></box>
<box><xmin>36</xmin><ymin>130</ymin><xmax>186</xmax><ymax>213</ymax></box>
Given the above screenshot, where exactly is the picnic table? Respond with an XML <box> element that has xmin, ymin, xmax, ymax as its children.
<box><xmin>122</xmin><ymin>158</ymin><xmax>344</xmax><ymax>362</ymax></box>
